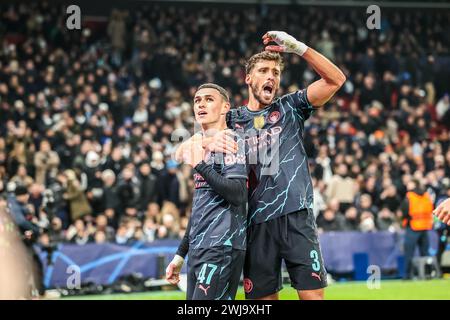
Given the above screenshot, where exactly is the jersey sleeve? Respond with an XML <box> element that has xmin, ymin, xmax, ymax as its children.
<box><xmin>283</xmin><ymin>88</ymin><xmax>315</xmax><ymax>121</ymax></box>
<box><xmin>221</xmin><ymin>136</ymin><xmax>247</xmax><ymax>180</ymax></box>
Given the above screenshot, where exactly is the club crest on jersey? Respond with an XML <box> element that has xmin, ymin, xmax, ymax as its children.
<box><xmin>253</xmin><ymin>115</ymin><xmax>265</xmax><ymax>129</ymax></box>
<box><xmin>268</xmin><ymin>111</ymin><xmax>280</xmax><ymax>124</ymax></box>
<box><xmin>243</xmin><ymin>278</ymin><xmax>253</xmax><ymax>293</ymax></box>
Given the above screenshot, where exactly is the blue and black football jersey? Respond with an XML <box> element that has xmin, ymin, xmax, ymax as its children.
<box><xmin>189</xmin><ymin>143</ymin><xmax>247</xmax><ymax>250</ymax></box>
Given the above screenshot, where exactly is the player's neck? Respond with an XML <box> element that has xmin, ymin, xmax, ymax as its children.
<box><xmin>201</xmin><ymin>122</ymin><xmax>227</xmax><ymax>137</ymax></box>
<box><xmin>247</xmin><ymin>92</ymin><xmax>269</xmax><ymax>112</ymax></box>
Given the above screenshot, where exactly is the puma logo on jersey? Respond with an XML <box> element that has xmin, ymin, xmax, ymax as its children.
<box><xmin>311</xmin><ymin>272</ymin><xmax>321</xmax><ymax>281</ymax></box>
<box><xmin>198</xmin><ymin>284</ymin><xmax>210</xmax><ymax>296</ymax></box>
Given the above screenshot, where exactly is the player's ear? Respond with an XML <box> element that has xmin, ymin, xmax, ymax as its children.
<box><xmin>245</xmin><ymin>74</ymin><xmax>251</xmax><ymax>85</ymax></box>
<box><xmin>221</xmin><ymin>102</ymin><xmax>231</xmax><ymax>115</ymax></box>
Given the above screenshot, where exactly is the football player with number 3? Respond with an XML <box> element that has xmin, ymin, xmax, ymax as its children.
<box><xmin>228</xmin><ymin>31</ymin><xmax>346</xmax><ymax>300</ymax></box>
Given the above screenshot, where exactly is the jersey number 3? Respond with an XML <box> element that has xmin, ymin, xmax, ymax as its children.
<box><xmin>310</xmin><ymin>250</ymin><xmax>321</xmax><ymax>272</ymax></box>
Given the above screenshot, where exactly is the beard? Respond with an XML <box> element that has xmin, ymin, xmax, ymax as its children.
<box><xmin>250</xmin><ymin>83</ymin><xmax>277</xmax><ymax>107</ymax></box>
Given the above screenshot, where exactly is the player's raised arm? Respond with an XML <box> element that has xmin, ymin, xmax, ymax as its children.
<box><xmin>263</xmin><ymin>31</ymin><xmax>346</xmax><ymax>107</ymax></box>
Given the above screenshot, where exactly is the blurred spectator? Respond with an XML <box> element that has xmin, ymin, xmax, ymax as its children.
<box><xmin>67</xmin><ymin>219</ymin><xmax>93</xmax><ymax>245</ymax></box>
<box><xmin>436</xmin><ymin>94</ymin><xmax>449</xmax><ymax>122</ymax></box>
<box><xmin>49</xmin><ymin>217</ymin><xmax>66</xmax><ymax>243</ymax></box>
<box><xmin>116</xmin><ymin>166</ymin><xmax>140</xmax><ymax>219</ymax></box>
<box><xmin>10</xmin><ymin>164</ymin><xmax>34</xmax><ymax>189</ymax></box>
<box><xmin>137</xmin><ymin>162</ymin><xmax>158</xmax><ymax>212</ymax></box>
<box><xmin>101</xmin><ymin>169</ymin><xmax>119</xmax><ymax>227</ymax></box>
<box><xmin>379</xmin><ymin>184</ymin><xmax>401</xmax><ymax>212</ymax></box>
<box><xmin>115</xmin><ymin>222</ymin><xmax>135</xmax><ymax>245</ymax></box>
<box><xmin>376</xmin><ymin>207</ymin><xmax>398</xmax><ymax>232</ymax></box>
<box><xmin>312</xmin><ymin>177</ymin><xmax>327</xmax><ymax>218</ymax></box>
<box><xmin>33</xmin><ymin>140</ymin><xmax>59</xmax><ymax>186</ymax></box>
<box><xmin>6</xmin><ymin>185</ymin><xmax>44</xmax><ymax>295</ymax></box>
<box><xmin>7</xmin><ymin>185</ymin><xmax>40</xmax><ymax>236</ymax></box>
<box><xmin>317</xmin><ymin>208</ymin><xmax>345</xmax><ymax>233</ymax></box>
<box><xmin>178</xmin><ymin>215</ymin><xmax>190</xmax><ymax>239</ymax></box>
<box><xmin>359</xmin><ymin>211</ymin><xmax>377</xmax><ymax>232</ymax></box>
<box><xmin>160</xmin><ymin>213</ymin><xmax>179</xmax><ymax>239</ymax></box>
<box><xmin>63</xmin><ymin>170</ymin><xmax>93</xmax><ymax>222</ymax></box>
<box><xmin>400</xmin><ymin>179</ymin><xmax>434</xmax><ymax>279</ymax></box>
<box><xmin>142</xmin><ymin>217</ymin><xmax>158</xmax><ymax>243</ymax></box>
<box><xmin>159</xmin><ymin>160</ymin><xmax>181</xmax><ymax>206</ymax></box>
<box><xmin>28</xmin><ymin>183</ymin><xmax>44</xmax><ymax>217</ymax></box>
<box><xmin>107</xmin><ymin>10</ymin><xmax>127</xmax><ymax>66</ymax></box>
<box><xmin>95</xmin><ymin>214</ymin><xmax>115</xmax><ymax>242</ymax></box>
<box><xmin>343</xmin><ymin>206</ymin><xmax>360</xmax><ymax>231</ymax></box>
<box><xmin>357</xmin><ymin>194</ymin><xmax>379</xmax><ymax>217</ymax></box>
<box><xmin>146</xmin><ymin>202</ymin><xmax>161</xmax><ymax>221</ymax></box>
<box><xmin>95</xmin><ymin>230</ymin><xmax>107</xmax><ymax>244</ymax></box>
<box><xmin>316</xmin><ymin>30</ymin><xmax>335</xmax><ymax>61</ymax></box>
<box><xmin>325</xmin><ymin>164</ymin><xmax>357</xmax><ymax>212</ymax></box>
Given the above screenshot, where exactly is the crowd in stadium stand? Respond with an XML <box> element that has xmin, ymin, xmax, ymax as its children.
<box><xmin>0</xmin><ymin>2</ymin><xmax>449</xmax><ymax>247</ymax></box>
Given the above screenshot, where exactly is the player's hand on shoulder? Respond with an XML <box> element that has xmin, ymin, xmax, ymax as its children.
<box><xmin>175</xmin><ymin>134</ymin><xmax>202</xmax><ymax>164</ymax></box>
<box><xmin>182</xmin><ymin>141</ymin><xmax>205</xmax><ymax>168</ymax></box>
<box><xmin>204</xmin><ymin>129</ymin><xmax>238</xmax><ymax>155</ymax></box>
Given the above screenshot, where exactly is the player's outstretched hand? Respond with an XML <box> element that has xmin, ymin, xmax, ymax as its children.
<box><xmin>434</xmin><ymin>198</ymin><xmax>450</xmax><ymax>226</ymax></box>
<box><xmin>263</xmin><ymin>31</ymin><xmax>308</xmax><ymax>56</ymax></box>
<box><xmin>166</xmin><ymin>255</ymin><xmax>184</xmax><ymax>285</ymax></box>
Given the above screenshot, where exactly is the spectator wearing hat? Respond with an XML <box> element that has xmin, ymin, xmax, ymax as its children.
<box><xmin>7</xmin><ymin>184</ymin><xmax>44</xmax><ymax>296</ymax></box>
<box><xmin>8</xmin><ymin>185</ymin><xmax>40</xmax><ymax>236</ymax></box>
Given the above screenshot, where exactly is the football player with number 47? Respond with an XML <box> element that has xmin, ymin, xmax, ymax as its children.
<box><xmin>165</xmin><ymin>83</ymin><xmax>247</xmax><ymax>300</ymax></box>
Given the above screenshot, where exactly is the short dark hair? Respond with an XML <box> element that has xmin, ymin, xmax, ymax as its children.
<box><xmin>245</xmin><ymin>51</ymin><xmax>284</xmax><ymax>74</ymax></box>
<box><xmin>196</xmin><ymin>83</ymin><xmax>230</xmax><ymax>103</ymax></box>
<box><xmin>14</xmin><ymin>185</ymin><xmax>28</xmax><ymax>196</ymax></box>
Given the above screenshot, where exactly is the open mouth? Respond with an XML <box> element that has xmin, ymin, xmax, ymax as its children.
<box><xmin>262</xmin><ymin>83</ymin><xmax>274</xmax><ymax>97</ymax></box>
<box><xmin>197</xmin><ymin>111</ymin><xmax>208</xmax><ymax>116</ymax></box>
